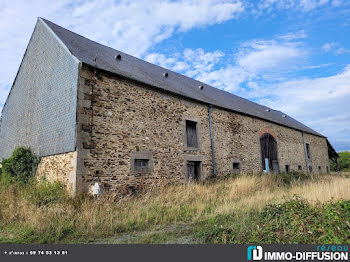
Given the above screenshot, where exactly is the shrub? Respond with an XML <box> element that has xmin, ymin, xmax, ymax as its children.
<box><xmin>1</xmin><ymin>147</ymin><xmax>40</xmax><ymax>183</ymax></box>
<box><xmin>331</xmin><ymin>151</ymin><xmax>350</xmax><ymax>171</ymax></box>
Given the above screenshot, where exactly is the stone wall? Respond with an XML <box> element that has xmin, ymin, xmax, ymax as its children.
<box><xmin>304</xmin><ymin>133</ymin><xmax>330</xmax><ymax>173</ymax></box>
<box><xmin>76</xmin><ymin>67</ymin><xmax>213</xmax><ymax>193</ymax></box>
<box><xmin>211</xmin><ymin>110</ymin><xmax>329</xmax><ymax>175</ymax></box>
<box><xmin>36</xmin><ymin>151</ymin><xmax>77</xmax><ymax>194</ymax></box>
<box><xmin>76</xmin><ymin>66</ymin><xmax>330</xmax><ymax>193</ymax></box>
<box><xmin>211</xmin><ymin>109</ymin><xmax>312</xmax><ymax>175</ymax></box>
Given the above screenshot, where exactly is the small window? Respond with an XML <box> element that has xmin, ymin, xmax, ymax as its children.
<box><xmin>326</xmin><ymin>166</ymin><xmax>329</xmax><ymax>173</ymax></box>
<box><xmin>233</xmin><ymin>162</ymin><xmax>240</xmax><ymax>174</ymax></box>
<box><xmin>187</xmin><ymin>161</ymin><xmax>201</xmax><ymax>181</ymax></box>
<box><xmin>186</xmin><ymin>120</ymin><xmax>198</xmax><ymax>148</ymax></box>
<box><xmin>309</xmin><ymin>166</ymin><xmax>313</xmax><ymax>173</ymax></box>
<box><xmin>306</xmin><ymin>143</ymin><xmax>311</xmax><ymax>160</ymax></box>
<box><xmin>298</xmin><ymin>165</ymin><xmax>302</xmax><ymax>171</ymax></box>
<box><xmin>285</xmin><ymin>165</ymin><xmax>290</xmax><ymax>173</ymax></box>
<box><xmin>134</xmin><ymin>159</ymin><xmax>149</xmax><ymax>171</ymax></box>
<box><xmin>318</xmin><ymin>166</ymin><xmax>321</xmax><ymax>173</ymax></box>
<box><xmin>131</xmin><ymin>152</ymin><xmax>153</xmax><ymax>174</ymax></box>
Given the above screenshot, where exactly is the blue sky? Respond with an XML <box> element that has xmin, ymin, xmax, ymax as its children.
<box><xmin>0</xmin><ymin>0</ymin><xmax>349</xmax><ymax>151</ymax></box>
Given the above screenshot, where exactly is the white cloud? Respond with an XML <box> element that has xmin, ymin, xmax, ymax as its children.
<box><xmin>0</xmin><ymin>1</ymin><xmax>348</xmax><ymax>150</ymax></box>
<box><xmin>322</xmin><ymin>42</ymin><xmax>350</xmax><ymax>55</ymax></box>
<box><xmin>236</xmin><ymin>40</ymin><xmax>306</xmax><ymax>75</ymax></box>
<box><xmin>145</xmin><ymin>48</ymin><xmax>224</xmax><ymax>78</ymax></box>
<box><xmin>259</xmin><ymin>66</ymin><xmax>350</xmax><ymax>150</ymax></box>
<box><xmin>144</xmin><ymin>36</ymin><xmax>350</xmax><ymax>150</ymax></box>
<box><xmin>190</xmin><ymin>41</ymin><xmax>307</xmax><ymax>95</ymax></box>
<box><xmin>145</xmin><ymin>36</ymin><xmax>308</xmax><ymax>96</ymax></box>
<box><xmin>256</xmin><ymin>0</ymin><xmax>347</xmax><ymax>12</ymax></box>
<box><xmin>332</xmin><ymin>0</ymin><xmax>344</xmax><ymax>7</ymax></box>
<box><xmin>260</xmin><ymin>65</ymin><xmax>350</xmax><ymax>111</ymax></box>
<box><xmin>303</xmin><ymin>63</ymin><xmax>333</xmax><ymax>69</ymax></box>
<box><xmin>256</xmin><ymin>0</ymin><xmax>297</xmax><ymax>11</ymax></box>
<box><xmin>279</xmin><ymin>30</ymin><xmax>307</xmax><ymax>41</ymax></box>
<box><xmin>0</xmin><ymin>0</ymin><xmax>244</xmax><ymax>112</ymax></box>
<box><xmin>322</xmin><ymin>42</ymin><xmax>338</xmax><ymax>52</ymax></box>
<box><xmin>65</xmin><ymin>0</ymin><xmax>244</xmax><ymax>56</ymax></box>
<box><xmin>299</xmin><ymin>0</ymin><xmax>329</xmax><ymax>11</ymax></box>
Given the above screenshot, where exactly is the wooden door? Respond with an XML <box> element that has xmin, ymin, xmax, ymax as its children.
<box><xmin>187</xmin><ymin>161</ymin><xmax>200</xmax><ymax>181</ymax></box>
<box><xmin>260</xmin><ymin>133</ymin><xmax>278</xmax><ymax>172</ymax></box>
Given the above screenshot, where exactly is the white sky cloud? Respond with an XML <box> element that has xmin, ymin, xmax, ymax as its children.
<box><xmin>144</xmin><ymin>36</ymin><xmax>350</xmax><ymax>150</ymax></box>
<box><xmin>257</xmin><ymin>0</ymin><xmax>332</xmax><ymax>12</ymax></box>
<box><xmin>236</xmin><ymin>40</ymin><xmax>306</xmax><ymax>75</ymax></box>
<box><xmin>299</xmin><ymin>0</ymin><xmax>329</xmax><ymax>11</ymax></box>
<box><xmin>261</xmin><ymin>66</ymin><xmax>350</xmax><ymax>150</ymax></box>
<box><xmin>146</xmin><ymin>37</ymin><xmax>307</xmax><ymax>92</ymax></box>
<box><xmin>0</xmin><ymin>0</ymin><xmax>244</xmax><ymax>109</ymax></box>
<box><xmin>0</xmin><ymin>0</ymin><xmax>349</xmax><ymax>150</ymax></box>
<box><xmin>279</xmin><ymin>30</ymin><xmax>307</xmax><ymax>41</ymax></box>
<box><xmin>322</xmin><ymin>42</ymin><xmax>338</xmax><ymax>52</ymax></box>
<box><xmin>322</xmin><ymin>42</ymin><xmax>350</xmax><ymax>55</ymax></box>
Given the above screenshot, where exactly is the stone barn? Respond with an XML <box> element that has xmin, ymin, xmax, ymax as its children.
<box><xmin>0</xmin><ymin>18</ymin><xmax>338</xmax><ymax>195</ymax></box>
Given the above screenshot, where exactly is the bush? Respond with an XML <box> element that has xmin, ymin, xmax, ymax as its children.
<box><xmin>331</xmin><ymin>151</ymin><xmax>350</xmax><ymax>171</ymax></box>
<box><xmin>1</xmin><ymin>147</ymin><xmax>40</xmax><ymax>183</ymax></box>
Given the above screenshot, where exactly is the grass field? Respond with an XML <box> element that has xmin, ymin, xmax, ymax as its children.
<box><xmin>0</xmin><ymin>172</ymin><xmax>349</xmax><ymax>244</ymax></box>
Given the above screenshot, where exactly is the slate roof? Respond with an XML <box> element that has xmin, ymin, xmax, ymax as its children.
<box><xmin>41</xmin><ymin>18</ymin><xmax>324</xmax><ymax>137</ymax></box>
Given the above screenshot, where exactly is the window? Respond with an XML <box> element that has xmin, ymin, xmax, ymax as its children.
<box><xmin>309</xmin><ymin>166</ymin><xmax>313</xmax><ymax>173</ymax></box>
<box><xmin>318</xmin><ymin>166</ymin><xmax>321</xmax><ymax>173</ymax></box>
<box><xmin>187</xmin><ymin>161</ymin><xmax>201</xmax><ymax>181</ymax></box>
<box><xmin>233</xmin><ymin>162</ymin><xmax>240</xmax><ymax>174</ymax></box>
<box><xmin>298</xmin><ymin>165</ymin><xmax>302</xmax><ymax>171</ymax></box>
<box><xmin>186</xmin><ymin>120</ymin><xmax>198</xmax><ymax>148</ymax></box>
<box><xmin>285</xmin><ymin>165</ymin><xmax>290</xmax><ymax>173</ymax></box>
<box><xmin>135</xmin><ymin>159</ymin><xmax>149</xmax><ymax>170</ymax></box>
<box><xmin>326</xmin><ymin>166</ymin><xmax>329</xmax><ymax>173</ymax></box>
<box><xmin>131</xmin><ymin>151</ymin><xmax>153</xmax><ymax>174</ymax></box>
<box><xmin>306</xmin><ymin>143</ymin><xmax>311</xmax><ymax>160</ymax></box>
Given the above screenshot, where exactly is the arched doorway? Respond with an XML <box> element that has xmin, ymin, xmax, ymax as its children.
<box><xmin>260</xmin><ymin>133</ymin><xmax>279</xmax><ymax>172</ymax></box>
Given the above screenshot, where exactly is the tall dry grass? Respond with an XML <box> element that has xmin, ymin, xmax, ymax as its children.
<box><xmin>1</xmin><ymin>172</ymin><xmax>350</xmax><ymax>243</ymax></box>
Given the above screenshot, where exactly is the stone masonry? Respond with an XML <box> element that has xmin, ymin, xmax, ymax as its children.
<box><xmin>0</xmin><ymin>19</ymin><xmax>332</xmax><ymax>196</ymax></box>
<box><xmin>73</xmin><ymin>65</ymin><xmax>330</xmax><ymax>194</ymax></box>
<box><xmin>36</xmin><ymin>151</ymin><xmax>77</xmax><ymax>194</ymax></box>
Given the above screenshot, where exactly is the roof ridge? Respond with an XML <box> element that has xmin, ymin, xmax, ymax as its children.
<box><xmin>40</xmin><ymin>18</ymin><xmax>324</xmax><ymax>138</ymax></box>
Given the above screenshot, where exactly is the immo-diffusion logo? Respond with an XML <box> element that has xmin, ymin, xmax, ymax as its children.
<box><xmin>247</xmin><ymin>246</ymin><xmax>263</xmax><ymax>261</ymax></box>
<box><xmin>247</xmin><ymin>245</ymin><xmax>349</xmax><ymax>261</ymax></box>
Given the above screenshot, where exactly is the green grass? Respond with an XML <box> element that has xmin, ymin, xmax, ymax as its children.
<box><xmin>0</xmin><ymin>172</ymin><xmax>350</xmax><ymax>244</ymax></box>
<box><xmin>194</xmin><ymin>198</ymin><xmax>350</xmax><ymax>244</ymax></box>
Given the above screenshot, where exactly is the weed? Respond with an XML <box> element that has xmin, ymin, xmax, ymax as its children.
<box><xmin>0</xmin><ymin>172</ymin><xmax>349</xmax><ymax>243</ymax></box>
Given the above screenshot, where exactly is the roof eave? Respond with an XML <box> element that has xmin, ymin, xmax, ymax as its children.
<box><xmin>81</xmin><ymin>62</ymin><xmax>326</xmax><ymax>138</ymax></box>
